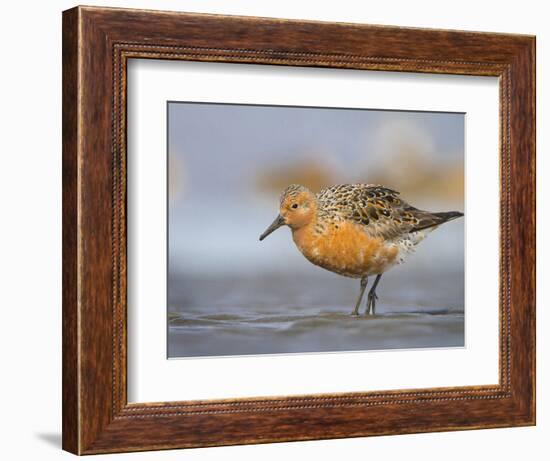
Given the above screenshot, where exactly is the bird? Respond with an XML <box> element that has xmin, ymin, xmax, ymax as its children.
<box><xmin>259</xmin><ymin>183</ymin><xmax>463</xmax><ymax>316</ymax></box>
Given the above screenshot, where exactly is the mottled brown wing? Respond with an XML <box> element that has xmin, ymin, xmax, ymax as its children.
<box><xmin>317</xmin><ymin>184</ymin><xmax>458</xmax><ymax>240</ymax></box>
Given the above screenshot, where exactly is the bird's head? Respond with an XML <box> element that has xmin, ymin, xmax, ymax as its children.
<box><xmin>259</xmin><ymin>184</ymin><xmax>317</xmax><ymax>241</ymax></box>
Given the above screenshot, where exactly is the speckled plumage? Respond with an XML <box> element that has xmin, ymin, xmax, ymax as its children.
<box><xmin>261</xmin><ymin>183</ymin><xmax>464</xmax><ymax>315</ymax></box>
<box><xmin>310</xmin><ymin>183</ymin><xmax>458</xmax><ymax>240</ymax></box>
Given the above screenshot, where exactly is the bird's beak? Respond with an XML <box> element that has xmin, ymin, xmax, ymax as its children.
<box><xmin>259</xmin><ymin>215</ymin><xmax>285</xmax><ymax>241</ymax></box>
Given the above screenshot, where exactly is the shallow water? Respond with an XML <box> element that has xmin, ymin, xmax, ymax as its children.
<box><xmin>167</xmin><ymin>269</ymin><xmax>464</xmax><ymax>358</ymax></box>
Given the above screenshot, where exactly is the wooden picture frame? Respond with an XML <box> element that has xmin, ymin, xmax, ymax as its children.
<box><xmin>62</xmin><ymin>5</ymin><xmax>535</xmax><ymax>455</ymax></box>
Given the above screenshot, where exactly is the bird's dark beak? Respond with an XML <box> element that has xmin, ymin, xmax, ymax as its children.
<box><xmin>259</xmin><ymin>215</ymin><xmax>285</xmax><ymax>241</ymax></box>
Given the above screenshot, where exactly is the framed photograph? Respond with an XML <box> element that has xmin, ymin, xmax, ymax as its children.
<box><xmin>62</xmin><ymin>6</ymin><xmax>535</xmax><ymax>455</ymax></box>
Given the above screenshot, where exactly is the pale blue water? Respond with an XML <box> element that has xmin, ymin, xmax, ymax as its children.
<box><xmin>167</xmin><ymin>269</ymin><xmax>464</xmax><ymax>358</ymax></box>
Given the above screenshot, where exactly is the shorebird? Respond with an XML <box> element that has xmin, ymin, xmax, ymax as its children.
<box><xmin>259</xmin><ymin>184</ymin><xmax>463</xmax><ymax>315</ymax></box>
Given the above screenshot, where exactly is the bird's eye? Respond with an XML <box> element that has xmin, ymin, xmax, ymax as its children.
<box><xmin>291</xmin><ymin>203</ymin><xmax>298</xmax><ymax>209</ymax></box>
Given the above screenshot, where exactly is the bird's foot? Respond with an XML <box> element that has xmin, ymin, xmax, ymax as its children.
<box><xmin>366</xmin><ymin>293</ymin><xmax>378</xmax><ymax>315</ymax></box>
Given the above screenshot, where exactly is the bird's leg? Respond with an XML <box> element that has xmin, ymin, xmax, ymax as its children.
<box><xmin>366</xmin><ymin>274</ymin><xmax>382</xmax><ymax>315</ymax></box>
<box><xmin>351</xmin><ymin>276</ymin><xmax>368</xmax><ymax>316</ymax></box>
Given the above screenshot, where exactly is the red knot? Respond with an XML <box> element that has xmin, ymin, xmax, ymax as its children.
<box><xmin>259</xmin><ymin>184</ymin><xmax>463</xmax><ymax>315</ymax></box>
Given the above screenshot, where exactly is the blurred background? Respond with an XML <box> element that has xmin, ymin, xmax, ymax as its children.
<box><xmin>167</xmin><ymin>102</ymin><xmax>465</xmax><ymax>358</ymax></box>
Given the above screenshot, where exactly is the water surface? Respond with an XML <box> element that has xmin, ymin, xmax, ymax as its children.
<box><xmin>168</xmin><ymin>270</ymin><xmax>464</xmax><ymax>358</ymax></box>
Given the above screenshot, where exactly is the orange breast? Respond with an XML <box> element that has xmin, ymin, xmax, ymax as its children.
<box><xmin>292</xmin><ymin>220</ymin><xmax>398</xmax><ymax>277</ymax></box>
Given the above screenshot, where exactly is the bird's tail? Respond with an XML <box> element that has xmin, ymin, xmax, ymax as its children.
<box><xmin>433</xmin><ymin>211</ymin><xmax>464</xmax><ymax>224</ymax></box>
<box><xmin>411</xmin><ymin>210</ymin><xmax>464</xmax><ymax>232</ymax></box>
